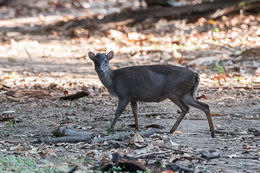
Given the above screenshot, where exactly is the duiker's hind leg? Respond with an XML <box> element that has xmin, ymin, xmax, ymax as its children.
<box><xmin>183</xmin><ymin>94</ymin><xmax>215</xmax><ymax>138</ymax></box>
<box><xmin>169</xmin><ymin>98</ymin><xmax>190</xmax><ymax>133</ymax></box>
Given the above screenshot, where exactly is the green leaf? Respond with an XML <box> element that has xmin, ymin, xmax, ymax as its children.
<box><xmin>234</xmin><ymin>50</ymin><xmax>242</xmax><ymax>56</ymax></box>
<box><xmin>106</xmin><ymin>125</ymin><xmax>111</xmax><ymax>135</ymax></box>
<box><xmin>214</xmin><ymin>28</ymin><xmax>220</xmax><ymax>32</ymax></box>
<box><xmin>235</xmin><ymin>76</ymin><xmax>241</xmax><ymax>81</ymax></box>
<box><xmin>215</xmin><ymin>64</ymin><xmax>225</xmax><ymax>74</ymax></box>
<box><xmin>238</xmin><ymin>1</ymin><xmax>246</xmax><ymax>7</ymax></box>
<box><xmin>5</xmin><ymin>119</ymin><xmax>17</xmax><ymax>127</ymax></box>
<box><xmin>8</xmin><ymin>57</ymin><xmax>15</xmax><ymax>62</ymax></box>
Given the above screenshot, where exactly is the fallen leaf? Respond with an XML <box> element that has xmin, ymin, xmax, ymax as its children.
<box><xmin>168</xmin><ymin>156</ymin><xmax>179</xmax><ymax>163</ymax></box>
<box><xmin>132</xmin><ymin>132</ymin><xmax>144</xmax><ymax>143</ymax></box>
<box><xmin>196</xmin><ymin>94</ymin><xmax>207</xmax><ymax>100</ymax></box>
<box><xmin>210</xmin><ymin>113</ymin><xmax>221</xmax><ymax>116</ymax></box>
<box><xmin>100</xmin><ymin>157</ymin><xmax>109</xmax><ymax>162</ymax></box>
<box><xmin>86</xmin><ymin>151</ymin><xmax>96</xmax><ymax>156</ymax></box>
<box><xmin>199</xmin><ymin>65</ymin><xmax>207</xmax><ymax>71</ymax></box>
<box><xmin>161</xmin><ymin>170</ymin><xmax>175</xmax><ymax>173</ymax></box>
<box><xmin>108</xmin><ymin>29</ymin><xmax>127</xmax><ymax>41</ymax></box>
<box><xmin>228</xmin><ymin>154</ymin><xmax>236</xmax><ymax>158</ymax></box>
<box><xmin>212</xmin><ymin>74</ymin><xmax>227</xmax><ymax>84</ymax></box>
<box><xmin>173</xmin><ymin>130</ymin><xmax>183</xmax><ymax>135</ymax></box>
<box><xmin>39</xmin><ymin>149</ymin><xmax>54</xmax><ymax>158</ymax></box>
<box><xmin>209</xmin><ymin>19</ymin><xmax>215</xmax><ymax>24</ymax></box>
<box><xmin>145</xmin><ymin>124</ymin><xmax>164</xmax><ymax>129</ymax></box>
<box><xmin>63</xmin><ymin>90</ymin><xmax>69</xmax><ymax>96</ymax></box>
<box><xmin>15</xmin><ymin>147</ymin><xmax>23</xmax><ymax>152</ymax></box>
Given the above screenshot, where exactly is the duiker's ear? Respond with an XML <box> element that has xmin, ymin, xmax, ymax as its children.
<box><xmin>88</xmin><ymin>51</ymin><xmax>95</xmax><ymax>61</ymax></box>
<box><xmin>107</xmin><ymin>51</ymin><xmax>114</xmax><ymax>60</ymax></box>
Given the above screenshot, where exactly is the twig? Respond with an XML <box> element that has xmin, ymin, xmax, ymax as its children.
<box><xmin>222</xmin><ymin>156</ymin><xmax>260</xmax><ymax>160</ymax></box>
<box><xmin>25</xmin><ymin>48</ymin><xmax>32</xmax><ymax>60</ymax></box>
<box><xmin>200</xmin><ymin>86</ymin><xmax>260</xmax><ymax>90</ymax></box>
<box><xmin>135</xmin><ymin>150</ymin><xmax>172</xmax><ymax>159</ymax></box>
<box><xmin>59</xmin><ymin>91</ymin><xmax>89</xmax><ymax>100</ymax></box>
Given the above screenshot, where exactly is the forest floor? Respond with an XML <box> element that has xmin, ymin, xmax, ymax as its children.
<box><xmin>0</xmin><ymin>0</ymin><xmax>259</xmax><ymax>172</ymax></box>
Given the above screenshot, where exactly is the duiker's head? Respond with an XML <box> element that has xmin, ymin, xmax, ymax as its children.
<box><xmin>88</xmin><ymin>51</ymin><xmax>114</xmax><ymax>74</ymax></box>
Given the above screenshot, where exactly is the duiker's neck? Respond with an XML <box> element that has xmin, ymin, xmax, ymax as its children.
<box><xmin>97</xmin><ymin>68</ymin><xmax>113</xmax><ymax>88</ymax></box>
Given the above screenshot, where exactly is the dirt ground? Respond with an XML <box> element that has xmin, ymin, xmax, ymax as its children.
<box><xmin>0</xmin><ymin>0</ymin><xmax>260</xmax><ymax>172</ymax></box>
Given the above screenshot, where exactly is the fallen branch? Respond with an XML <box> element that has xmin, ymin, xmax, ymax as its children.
<box><xmin>92</xmin><ymin>132</ymin><xmax>131</xmax><ymax>144</ymax></box>
<box><xmin>92</xmin><ymin>128</ymin><xmax>158</xmax><ymax>143</ymax></box>
<box><xmin>40</xmin><ymin>135</ymin><xmax>92</xmax><ymax>144</ymax></box>
<box><xmin>55</xmin><ymin>0</ymin><xmax>259</xmax><ymax>31</ymax></box>
<box><xmin>52</xmin><ymin>126</ymin><xmax>93</xmax><ymax>137</ymax></box>
<box><xmin>100</xmin><ymin>0</ymin><xmax>252</xmax><ymax>23</ymax></box>
<box><xmin>40</xmin><ymin>127</ymin><xmax>158</xmax><ymax>144</ymax></box>
<box><xmin>135</xmin><ymin>150</ymin><xmax>172</xmax><ymax>159</ymax></box>
<box><xmin>0</xmin><ymin>112</ymin><xmax>14</xmax><ymax>122</ymax></box>
<box><xmin>140</xmin><ymin>128</ymin><xmax>158</xmax><ymax>137</ymax></box>
<box><xmin>210</xmin><ymin>0</ymin><xmax>260</xmax><ymax>19</ymax></box>
<box><xmin>59</xmin><ymin>91</ymin><xmax>89</xmax><ymax>100</ymax></box>
<box><xmin>5</xmin><ymin>89</ymin><xmax>51</xmax><ymax>99</ymax></box>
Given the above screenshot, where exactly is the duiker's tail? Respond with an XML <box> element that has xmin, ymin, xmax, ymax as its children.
<box><xmin>192</xmin><ymin>73</ymin><xmax>200</xmax><ymax>96</ymax></box>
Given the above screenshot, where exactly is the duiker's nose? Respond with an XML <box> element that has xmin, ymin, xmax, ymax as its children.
<box><xmin>97</xmin><ymin>68</ymin><xmax>104</xmax><ymax>73</ymax></box>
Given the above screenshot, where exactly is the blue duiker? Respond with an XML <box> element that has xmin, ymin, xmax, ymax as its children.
<box><xmin>89</xmin><ymin>51</ymin><xmax>215</xmax><ymax>137</ymax></box>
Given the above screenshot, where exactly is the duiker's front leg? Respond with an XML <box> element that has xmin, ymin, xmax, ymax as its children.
<box><xmin>131</xmin><ymin>101</ymin><xmax>138</xmax><ymax>130</ymax></box>
<box><xmin>110</xmin><ymin>98</ymin><xmax>129</xmax><ymax>131</ymax></box>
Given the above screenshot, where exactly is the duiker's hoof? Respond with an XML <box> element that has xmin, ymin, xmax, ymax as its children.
<box><xmin>211</xmin><ymin>132</ymin><xmax>215</xmax><ymax>138</ymax></box>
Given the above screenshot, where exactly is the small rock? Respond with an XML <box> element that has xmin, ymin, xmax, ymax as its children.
<box><xmin>215</xmin><ymin>124</ymin><xmax>224</xmax><ymax>130</ymax></box>
<box><xmin>218</xmin><ymin>102</ymin><xmax>225</xmax><ymax>105</ymax></box>
<box><xmin>200</xmin><ymin>149</ymin><xmax>220</xmax><ymax>159</ymax></box>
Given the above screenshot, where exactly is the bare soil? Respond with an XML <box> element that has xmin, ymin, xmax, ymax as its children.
<box><xmin>0</xmin><ymin>47</ymin><xmax>259</xmax><ymax>172</ymax></box>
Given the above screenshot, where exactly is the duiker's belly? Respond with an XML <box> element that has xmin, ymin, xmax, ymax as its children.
<box><xmin>132</xmin><ymin>91</ymin><xmax>168</xmax><ymax>102</ymax></box>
